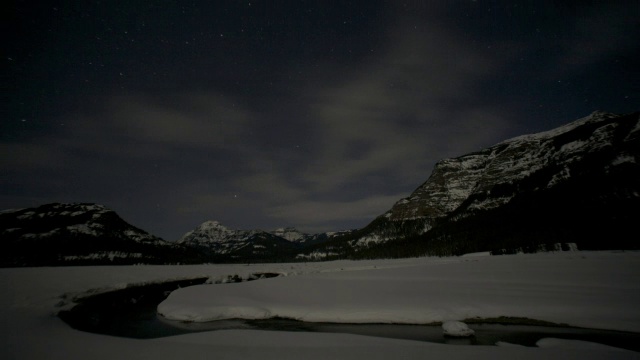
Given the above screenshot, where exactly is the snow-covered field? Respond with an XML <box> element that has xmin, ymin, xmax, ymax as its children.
<box><xmin>2</xmin><ymin>251</ymin><xmax>639</xmax><ymax>359</ymax></box>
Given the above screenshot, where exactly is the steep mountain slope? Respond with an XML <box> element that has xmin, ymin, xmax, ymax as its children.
<box><xmin>1</xmin><ymin>203</ymin><xmax>201</xmax><ymax>266</ymax></box>
<box><xmin>305</xmin><ymin>111</ymin><xmax>640</xmax><ymax>258</ymax></box>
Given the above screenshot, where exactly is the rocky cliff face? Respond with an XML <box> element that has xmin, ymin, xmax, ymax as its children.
<box><xmin>309</xmin><ymin>111</ymin><xmax>640</xmax><ymax>257</ymax></box>
<box><xmin>385</xmin><ymin>111</ymin><xmax>638</xmax><ymax>222</ymax></box>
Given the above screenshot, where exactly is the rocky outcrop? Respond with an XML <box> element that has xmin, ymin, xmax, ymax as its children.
<box><xmin>384</xmin><ymin>111</ymin><xmax>639</xmax><ymax>222</ymax></box>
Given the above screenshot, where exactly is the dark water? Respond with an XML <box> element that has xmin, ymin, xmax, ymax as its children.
<box><xmin>58</xmin><ymin>278</ymin><xmax>640</xmax><ymax>351</ymax></box>
<box><xmin>243</xmin><ymin>318</ymin><xmax>640</xmax><ymax>351</ymax></box>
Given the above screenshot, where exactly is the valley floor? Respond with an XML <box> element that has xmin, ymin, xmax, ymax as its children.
<box><xmin>1</xmin><ymin>251</ymin><xmax>639</xmax><ymax>359</ymax></box>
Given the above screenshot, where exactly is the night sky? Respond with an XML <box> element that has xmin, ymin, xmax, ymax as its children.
<box><xmin>4</xmin><ymin>1</ymin><xmax>639</xmax><ymax>240</ymax></box>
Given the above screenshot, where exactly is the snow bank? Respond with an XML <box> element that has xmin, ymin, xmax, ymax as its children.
<box><xmin>461</xmin><ymin>251</ymin><xmax>491</xmax><ymax>257</ymax></box>
<box><xmin>159</xmin><ymin>252</ymin><xmax>640</xmax><ymax>332</ymax></box>
<box><xmin>442</xmin><ymin>321</ymin><xmax>475</xmax><ymax>337</ymax></box>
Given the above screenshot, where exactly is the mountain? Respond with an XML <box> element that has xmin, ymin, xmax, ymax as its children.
<box><xmin>5</xmin><ymin>111</ymin><xmax>637</xmax><ymax>265</ymax></box>
<box><xmin>303</xmin><ymin>111</ymin><xmax>640</xmax><ymax>259</ymax></box>
<box><xmin>270</xmin><ymin>227</ymin><xmax>356</xmax><ymax>246</ymax></box>
<box><xmin>0</xmin><ymin>203</ymin><xmax>202</xmax><ymax>267</ymax></box>
<box><xmin>177</xmin><ymin>221</ymin><xmax>302</xmax><ymax>262</ymax></box>
<box><xmin>177</xmin><ymin>221</ymin><xmax>354</xmax><ymax>262</ymax></box>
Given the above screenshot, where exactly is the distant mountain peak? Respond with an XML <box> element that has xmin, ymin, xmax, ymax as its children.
<box><xmin>271</xmin><ymin>227</ymin><xmax>306</xmax><ymax>242</ymax></box>
<box><xmin>176</xmin><ymin>220</ymin><xmax>354</xmax><ymax>261</ymax></box>
<box><xmin>198</xmin><ymin>220</ymin><xmax>228</xmax><ymax>230</ymax></box>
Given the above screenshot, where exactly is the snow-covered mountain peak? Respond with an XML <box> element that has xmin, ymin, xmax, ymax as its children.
<box><xmin>177</xmin><ymin>220</ymin><xmax>238</xmax><ymax>244</ymax></box>
<box><xmin>197</xmin><ymin>220</ymin><xmax>228</xmax><ymax>231</ymax></box>
<box><xmin>502</xmin><ymin>111</ymin><xmax>618</xmax><ymax>145</ymax></box>
<box><xmin>271</xmin><ymin>227</ymin><xmax>306</xmax><ymax>242</ymax></box>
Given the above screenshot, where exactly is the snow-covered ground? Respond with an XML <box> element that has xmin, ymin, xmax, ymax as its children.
<box><xmin>2</xmin><ymin>252</ymin><xmax>639</xmax><ymax>359</ymax></box>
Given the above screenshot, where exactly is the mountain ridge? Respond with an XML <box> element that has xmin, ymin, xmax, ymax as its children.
<box><xmin>177</xmin><ymin>219</ymin><xmax>354</xmax><ymax>261</ymax></box>
<box><xmin>2</xmin><ymin>110</ymin><xmax>638</xmax><ymax>265</ymax></box>
<box><xmin>302</xmin><ymin>110</ymin><xmax>639</xmax><ymax>258</ymax></box>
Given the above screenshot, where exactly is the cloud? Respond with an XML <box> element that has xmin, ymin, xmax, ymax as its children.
<box><xmin>73</xmin><ymin>93</ymin><xmax>253</xmax><ymax>150</ymax></box>
<box><xmin>268</xmin><ymin>193</ymin><xmax>406</xmax><ymax>232</ymax></box>
<box><xmin>299</xmin><ymin>18</ymin><xmax>509</xmax><ymax>196</ymax></box>
<box><xmin>237</xmin><ymin>172</ymin><xmax>305</xmax><ymax>204</ymax></box>
<box><xmin>12</xmin><ymin>91</ymin><xmax>260</xmax><ymax>179</ymax></box>
<box><xmin>206</xmin><ymin>14</ymin><xmax>517</xmax><ymax>233</ymax></box>
<box><xmin>0</xmin><ymin>92</ymin><xmax>261</xmax><ymax>229</ymax></box>
<box><xmin>0</xmin><ymin>142</ymin><xmax>66</xmax><ymax>170</ymax></box>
